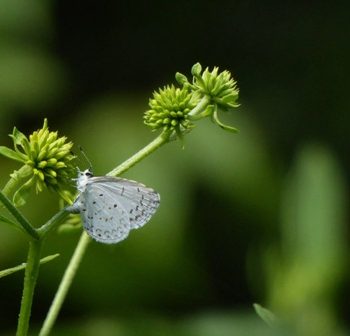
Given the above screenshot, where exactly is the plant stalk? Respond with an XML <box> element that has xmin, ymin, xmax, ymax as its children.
<box><xmin>39</xmin><ymin>232</ymin><xmax>90</xmax><ymax>336</ymax></box>
<box><xmin>188</xmin><ymin>96</ymin><xmax>211</xmax><ymax>118</ymax></box>
<box><xmin>108</xmin><ymin>130</ymin><xmax>171</xmax><ymax>177</ymax></box>
<box><xmin>16</xmin><ymin>240</ymin><xmax>42</xmax><ymax>336</ymax></box>
<box><xmin>37</xmin><ymin>208</ymin><xmax>70</xmax><ymax>237</ymax></box>
<box><xmin>0</xmin><ymin>190</ymin><xmax>39</xmax><ymax>240</ymax></box>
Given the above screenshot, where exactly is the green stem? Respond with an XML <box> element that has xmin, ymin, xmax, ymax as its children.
<box><xmin>37</xmin><ymin>208</ymin><xmax>70</xmax><ymax>237</ymax></box>
<box><xmin>16</xmin><ymin>240</ymin><xmax>42</xmax><ymax>336</ymax></box>
<box><xmin>107</xmin><ymin>129</ymin><xmax>171</xmax><ymax>177</ymax></box>
<box><xmin>188</xmin><ymin>96</ymin><xmax>211</xmax><ymax>119</ymax></box>
<box><xmin>39</xmin><ymin>233</ymin><xmax>91</xmax><ymax>336</ymax></box>
<box><xmin>0</xmin><ymin>190</ymin><xmax>39</xmax><ymax>240</ymax></box>
<box><xmin>0</xmin><ymin>254</ymin><xmax>59</xmax><ymax>279</ymax></box>
<box><xmin>39</xmin><ymin>130</ymin><xmax>171</xmax><ymax>335</ymax></box>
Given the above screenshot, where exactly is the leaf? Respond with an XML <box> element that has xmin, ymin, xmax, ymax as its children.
<box><xmin>253</xmin><ymin>303</ymin><xmax>277</xmax><ymax>327</ymax></box>
<box><xmin>0</xmin><ymin>146</ymin><xmax>25</xmax><ymax>162</ymax></box>
<box><xmin>13</xmin><ymin>177</ymin><xmax>34</xmax><ymax>207</ymax></box>
<box><xmin>212</xmin><ymin>106</ymin><xmax>238</xmax><ymax>133</ymax></box>
<box><xmin>10</xmin><ymin>127</ymin><xmax>28</xmax><ymax>146</ymax></box>
<box><xmin>10</xmin><ymin>126</ymin><xmax>31</xmax><ymax>155</ymax></box>
<box><xmin>0</xmin><ymin>254</ymin><xmax>60</xmax><ymax>278</ymax></box>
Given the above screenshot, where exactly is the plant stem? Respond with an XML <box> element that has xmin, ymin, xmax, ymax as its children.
<box><xmin>39</xmin><ymin>232</ymin><xmax>91</xmax><ymax>336</ymax></box>
<box><xmin>39</xmin><ymin>130</ymin><xmax>171</xmax><ymax>335</ymax></box>
<box><xmin>37</xmin><ymin>208</ymin><xmax>70</xmax><ymax>237</ymax></box>
<box><xmin>16</xmin><ymin>240</ymin><xmax>42</xmax><ymax>336</ymax></box>
<box><xmin>0</xmin><ymin>190</ymin><xmax>39</xmax><ymax>240</ymax></box>
<box><xmin>0</xmin><ymin>254</ymin><xmax>59</xmax><ymax>279</ymax></box>
<box><xmin>107</xmin><ymin>129</ymin><xmax>171</xmax><ymax>177</ymax></box>
<box><xmin>188</xmin><ymin>96</ymin><xmax>210</xmax><ymax>119</ymax></box>
<box><xmin>0</xmin><ymin>165</ymin><xmax>37</xmax><ymax>238</ymax></box>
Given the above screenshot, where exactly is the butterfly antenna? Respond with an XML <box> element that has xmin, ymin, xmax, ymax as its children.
<box><xmin>79</xmin><ymin>146</ymin><xmax>93</xmax><ymax>172</ymax></box>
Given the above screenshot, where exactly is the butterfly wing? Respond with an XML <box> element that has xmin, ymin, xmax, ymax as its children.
<box><xmin>77</xmin><ymin>183</ymin><xmax>131</xmax><ymax>244</ymax></box>
<box><xmin>89</xmin><ymin>176</ymin><xmax>160</xmax><ymax>230</ymax></box>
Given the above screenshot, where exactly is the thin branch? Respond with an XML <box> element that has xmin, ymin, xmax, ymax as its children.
<box><xmin>38</xmin><ymin>233</ymin><xmax>91</xmax><ymax>336</ymax></box>
<box><xmin>0</xmin><ymin>190</ymin><xmax>39</xmax><ymax>240</ymax></box>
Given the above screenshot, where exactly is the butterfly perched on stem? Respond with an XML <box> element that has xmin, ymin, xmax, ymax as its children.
<box><xmin>70</xmin><ymin>169</ymin><xmax>160</xmax><ymax>244</ymax></box>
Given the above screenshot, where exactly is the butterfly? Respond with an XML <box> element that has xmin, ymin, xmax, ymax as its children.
<box><xmin>70</xmin><ymin>169</ymin><xmax>160</xmax><ymax>244</ymax></box>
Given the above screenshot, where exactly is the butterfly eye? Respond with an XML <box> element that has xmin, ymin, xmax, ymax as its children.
<box><xmin>85</xmin><ymin>171</ymin><xmax>93</xmax><ymax>177</ymax></box>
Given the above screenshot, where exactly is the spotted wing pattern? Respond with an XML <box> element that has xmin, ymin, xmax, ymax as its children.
<box><xmin>75</xmin><ymin>176</ymin><xmax>160</xmax><ymax>244</ymax></box>
<box><xmin>91</xmin><ymin>177</ymin><xmax>160</xmax><ymax>229</ymax></box>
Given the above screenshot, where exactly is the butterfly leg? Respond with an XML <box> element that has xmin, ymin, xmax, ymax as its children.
<box><xmin>66</xmin><ymin>196</ymin><xmax>84</xmax><ymax>214</ymax></box>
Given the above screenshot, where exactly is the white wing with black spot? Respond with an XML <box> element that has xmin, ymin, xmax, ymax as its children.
<box><xmin>76</xmin><ymin>183</ymin><xmax>131</xmax><ymax>244</ymax></box>
<box><xmin>90</xmin><ymin>176</ymin><xmax>160</xmax><ymax>229</ymax></box>
<box><xmin>74</xmin><ymin>175</ymin><xmax>160</xmax><ymax>244</ymax></box>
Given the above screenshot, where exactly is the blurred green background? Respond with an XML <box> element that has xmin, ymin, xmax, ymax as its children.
<box><xmin>0</xmin><ymin>1</ymin><xmax>349</xmax><ymax>335</ymax></box>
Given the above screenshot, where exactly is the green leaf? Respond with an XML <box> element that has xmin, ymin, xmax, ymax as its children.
<box><xmin>10</xmin><ymin>127</ymin><xmax>27</xmax><ymax>145</ymax></box>
<box><xmin>0</xmin><ymin>146</ymin><xmax>25</xmax><ymax>162</ymax></box>
<box><xmin>0</xmin><ymin>254</ymin><xmax>60</xmax><ymax>279</ymax></box>
<box><xmin>212</xmin><ymin>106</ymin><xmax>238</xmax><ymax>133</ymax></box>
<box><xmin>13</xmin><ymin>177</ymin><xmax>34</xmax><ymax>207</ymax></box>
<box><xmin>253</xmin><ymin>303</ymin><xmax>277</xmax><ymax>327</ymax></box>
<box><xmin>10</xmin><ymin>126</ymin><xmax>31</xmax><ymax>155</ymax></box>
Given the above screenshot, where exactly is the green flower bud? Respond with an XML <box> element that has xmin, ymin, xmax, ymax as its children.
<box><xmin>191</xmin><ymin>62</ymin><xmax>202</xmax><ymax>77</ymax></box>
<box><xmin>144</xmin><ymin>85</ymin><xmax>199</xmax><ymax>135</ymax></box>
<box><xmin>172</xmin><ymin>63</ymin><xmax>240</xmax><ymax>133</ymax></box>
<box><xmin>191</xmin><ymin>65</ymin><xmax>239</xmax><ymax>110</ymax></box>
<box><xmin>0</xmin><ymin>118</ymin><xmax>76</xmax><ymax>205</ymax></box>
<box><xmin>175</xmin><ymin>72</ymin><xmax>188</xmax><ymax>86</ymax></box>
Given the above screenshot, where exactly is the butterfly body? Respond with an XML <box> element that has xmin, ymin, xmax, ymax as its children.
<box><xmin>72</xmin><ymin>169</ymin><xmax>160</xmax><ymax>244</ymax></box>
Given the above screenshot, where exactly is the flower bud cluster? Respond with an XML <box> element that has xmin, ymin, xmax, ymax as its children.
<box><xmin>24</xmin><ymin>120</ymin><xmax>75</xmax><ymax>192</ymax></box>
<box><xmin>0</xmin><ymin>119</ymin><xmax>75</xmax><ymax>205</ymax></box>
<box><xmin>190</xmin><ymin>63</ymin><xmax>239</xmax><ymax>110</ymax></box>
<box><xmin>144</xmin><ymin>85</ymin><xmax>198</xmax><ymax>133</ymax></box>
<box><xmin>144</xmin><ymin>63</ymin><xmax>240</xmax><ymax>135</ymax></box>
